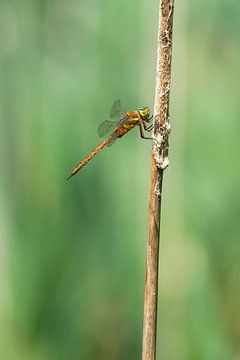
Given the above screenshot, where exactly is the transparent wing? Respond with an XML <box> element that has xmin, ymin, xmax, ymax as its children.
<box><xmin>97</xmin><ymin>120</ymin><xmax>118</xmax><ymax>138</ymax></box>
<box><xmin>97</xmin><ymin>100</ymin><xmax>127</xmax><ymax>138</ymax></box>
<box><xmin>110</xmin><ymin>99</ymin><xmax>126</xmax><ymax>119</ymax></box>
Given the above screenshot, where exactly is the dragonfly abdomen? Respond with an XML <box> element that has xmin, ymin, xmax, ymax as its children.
<box><xmin>67</xmin><ymin>137</ymin><xmax>112</xmax><ymax>180</ymax></box>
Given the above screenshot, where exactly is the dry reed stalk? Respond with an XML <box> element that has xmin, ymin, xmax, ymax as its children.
<box><xmin>141</xmin><ymin>1</ymin><xmax>175</xmax><ymax>359</ymax></box>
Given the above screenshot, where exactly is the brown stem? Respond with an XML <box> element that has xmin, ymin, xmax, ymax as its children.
<box><xmin>142</xmin><ymin>1</ymin><xmax>175</xmax><ymax>360</ymax></box>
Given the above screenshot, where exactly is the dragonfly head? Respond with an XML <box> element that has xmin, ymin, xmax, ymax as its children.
<box><xmin>138</xmin><ymin>106</ymin><xmax>151</xmax><ymax>120</ymax></box>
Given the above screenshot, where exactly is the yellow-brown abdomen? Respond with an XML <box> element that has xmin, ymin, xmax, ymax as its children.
<box><xmin>67</xmin><ymin>137</ymin><xmax>110</xmax><ymax>179</ymax></box>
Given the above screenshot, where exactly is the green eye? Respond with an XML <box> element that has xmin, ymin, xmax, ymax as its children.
<box><xmin>138</xmin><ymin>107</ymin><xmax>150</xmax><ymax>120</ymax></box>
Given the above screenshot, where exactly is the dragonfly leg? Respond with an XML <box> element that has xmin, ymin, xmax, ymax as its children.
<box><xmin>146</xmin><ymin>115</ymin><xmax>153</xmax><ymax>123</ymax></box>
<box><xmin>139</xmin><ymin>124</ymin><xmax>153</xmax><ymax>140</ymax></box>
<box><xmin>143</xmin><ymin>121</ymin><xmax>153</xmax><ymax>132</ymax></box>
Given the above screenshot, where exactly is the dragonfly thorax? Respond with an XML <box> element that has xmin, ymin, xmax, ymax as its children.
<box><xmin>138</xmin><ymin>107</ymin><xmax>151</xmax><ymax>121</ymax></box>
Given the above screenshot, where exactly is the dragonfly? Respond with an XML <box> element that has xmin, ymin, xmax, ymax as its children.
<box><xmin>67</xmin><ymin>100</ymin><xmax>154</xmax><ymax>180</ymax></box>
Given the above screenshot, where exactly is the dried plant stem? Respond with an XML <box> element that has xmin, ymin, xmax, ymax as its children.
<box><xmin>142</xmin><ymin>1</ymin><xmax>175</xmax><ymax>360</ymax></box>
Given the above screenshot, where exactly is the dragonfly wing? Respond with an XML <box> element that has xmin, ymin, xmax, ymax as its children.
<box><xmin>110</xmin><ymin>99</ymin><xmax>126</xmax><ymax>119</ymax></box>
<box><xmin>97</xmin><ymin>120</ymin><xmax>118</xmax><ymax>137</ymax></box>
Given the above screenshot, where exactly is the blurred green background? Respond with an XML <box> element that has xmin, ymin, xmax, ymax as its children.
<box><xmin>1</xmin><ymin>0</ymin><xmax>240</xmax><ymax>359</ymax></box>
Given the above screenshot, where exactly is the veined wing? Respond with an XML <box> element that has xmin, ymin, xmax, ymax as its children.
<box><xmin>110</xmin><ymin>99</ymin><xmax>126</xmax><ymax>119</ymax></box>
<box><xmin>97</xmin><ymin>100</ymin><xmax>130</xmax><ymax>138</ymax></box>
<box><xmin>97</xmin><ymin>120</ymin><xmax>118</xmax><ymax>137</ymax></box>
<box><xmin>97</xmin><ymin>100</ymin><xmax>127</xmax><ymax>137</ymax></box>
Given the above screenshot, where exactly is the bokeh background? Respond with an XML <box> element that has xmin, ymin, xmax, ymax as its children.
<box><xmin>0</xmin><ymin>0</ymin><xmax>240</xmax><ymax>359</ymax></box>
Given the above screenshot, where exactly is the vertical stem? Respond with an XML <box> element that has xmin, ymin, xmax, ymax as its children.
<box><xmin>142</xmin><ymin>1</ymin><xmax>175</xmax><ymax>360</ymax></box>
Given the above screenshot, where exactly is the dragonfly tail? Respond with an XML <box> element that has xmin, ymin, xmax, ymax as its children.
<box><xmin>67</xmin><ymin>137</ymin><xmax>111</xmax><ymax>180</ymax></box>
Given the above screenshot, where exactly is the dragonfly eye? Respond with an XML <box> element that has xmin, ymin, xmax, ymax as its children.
<box><xmin>138</xmin><ymin>106</ymin><xmax>151</xmax><ymax>120</ymax></box>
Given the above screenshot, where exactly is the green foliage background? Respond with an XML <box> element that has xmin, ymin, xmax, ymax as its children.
<box><xmin>0</xmin><ymin>0</ymin><xmax>240</xmax><ymax>359</ymax></box>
